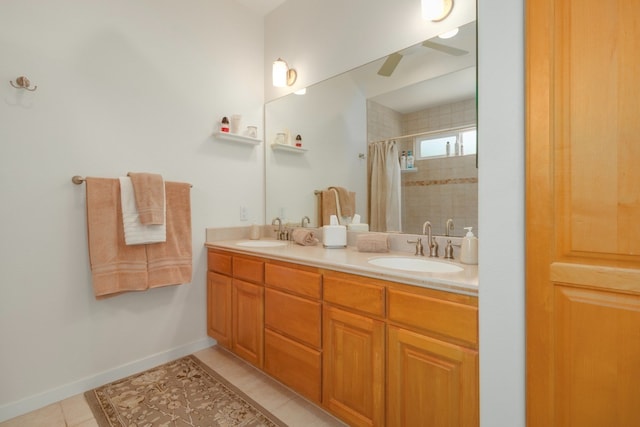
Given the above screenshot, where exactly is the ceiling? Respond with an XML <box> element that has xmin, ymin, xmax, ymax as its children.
<box><xmin>233</xmin><ymin>0</ymin><xmax>286</xmax><ymax>15</ymax></box>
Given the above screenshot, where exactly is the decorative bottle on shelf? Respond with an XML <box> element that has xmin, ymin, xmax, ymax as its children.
<box><xmin>220</xmin><ymin>117</ymin><xmax>230</xmax><ymax>133</ymax></box>
<box><xmin>460</xmin><ymin>140</ymin><xmax>464</xmax><ymax>156</ymax></box>
<box><xmin>454</xmin><ymin>140</ymin><xmax>460</xmax><ymax>156</ymax></box>
<box><xmin>400</xmin><ymin>151</ymin><xmax>407</xmax><ymax>170</ymax></box>
<box><xmin>295</xmin><ymin>134</ymin><xmax>302</xmax><ymax>147</ymax></box>
<box><xmin>446</xmin><ymin>141</ymin><xmax>451</xmax><ymax>156</ymax></box>
<box><xmin>407</xmin><ymin>150</ymin><xmax>414</xmax><ymax>169</ymax></box>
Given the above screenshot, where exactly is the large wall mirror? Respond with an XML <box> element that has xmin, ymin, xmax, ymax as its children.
<box><xmin>265</xmin><ymin>20</ymin><xmax>477</xmax><ymax>237</ymax></box>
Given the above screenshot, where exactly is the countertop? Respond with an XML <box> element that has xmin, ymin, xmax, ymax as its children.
<box><xmin>205</xmin><ymin>239</ymin><xmax>478</xmax><ymax>297</ymax></box>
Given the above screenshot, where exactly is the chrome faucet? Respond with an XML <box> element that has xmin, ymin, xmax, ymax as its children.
<box><xmin>445</xmin><ymin>218</ymin><xmax>454</xmax><ymax>237</ymax></box>
<box><xmin>422</xmin><ymin>220</ymin><xmax>438</xmax><ymax>257</ymax></box>
<box><xmin>301</xmin><ymin>216</ymin><xmax>311</xmax><ymax>228</ymax></box>
<box><xmin>272</xmin><ymin>217</ymin><xmax>283</xmax><ymax>239</ymax></box>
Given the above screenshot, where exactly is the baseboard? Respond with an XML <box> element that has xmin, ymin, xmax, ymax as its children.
<box><xmin>0</xmin><ymin>337</ymin><xmax>216</xmax><ymax>423</ymax></box>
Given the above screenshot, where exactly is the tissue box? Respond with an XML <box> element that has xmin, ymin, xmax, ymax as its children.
<box><xmin>323</xmin><ymin>225</ymin><xmax>347</xmax><ymax>248</ymax></box>
<box><xmin>347</xmin><ymin>223</ymin><xmax>369</xmax><ymax>232</ymax></box>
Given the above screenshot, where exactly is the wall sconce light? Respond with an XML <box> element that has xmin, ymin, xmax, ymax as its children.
<box><xmin>421</xmin><ymin>0</ymin><xmax>454</xmax><ymax>22</ymax></box>
<box><xmin>272</xmin><ymin>58</ymin><xmax>297</xmax><ymax>87</ymax></box>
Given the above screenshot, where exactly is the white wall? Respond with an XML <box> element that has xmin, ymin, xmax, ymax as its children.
<box><xmin>264</xmin><ymin>0</ymin><xmax>476</xmax><ymax>101</ymax></box>
<box><xmin>265</xmin><ymin>72</ymin><xmax>368</xmax><ymax>226</ymax></box>
<box><xmin>266</xmin><ymin>1</ymin><xmax>526</xmax><ymax>426</ymax></box>
<box><xmin>0</xmin><ymin>0</ymin><xmax>264</xmax><ymax>421</ymax></box>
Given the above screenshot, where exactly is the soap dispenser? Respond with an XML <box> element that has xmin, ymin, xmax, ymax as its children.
<box><xmin>460</xmin><ymin>227</ymin><xmax>478</xmax><ymax>265</ymax></box>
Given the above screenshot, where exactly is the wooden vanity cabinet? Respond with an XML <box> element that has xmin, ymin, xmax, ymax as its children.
<box><xmin>207</xmin><ymin>249</ymin><xmax>264</xmax><ymax>368</ymax></box>
<box><xmin>207</xmin><ymin>251</ymin><xmax>232</xmax><ymax>347</ymax></box>
<box><xmin>263</xmin><ymin>262</ymin><xmax>323</xmax><ymax>404</ymax></box>
<box><xmin>322</xmin><ymin>271</ymin><xmax>386</xmax><ymax>427</ymax></box>
<box><xmin>207</xmin><ymin>248</ymin><xmax>479</xmax><ymax>426</ymax></box>
<box><xmin>387</xmin><ymin>283</ymin><xmax>479</xmax><ymax>427</ymax></box>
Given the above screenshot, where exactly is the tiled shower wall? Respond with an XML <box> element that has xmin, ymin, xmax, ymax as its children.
<box><xmin>367</xmin><ymin>98</ymin><xmax>478</xmax><ymax>237</ymax></box>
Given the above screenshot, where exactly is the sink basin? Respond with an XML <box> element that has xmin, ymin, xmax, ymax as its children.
<box><xmin>236</xmin><ymin>240</ymin><xmax>287</xmax><ymax>248</ymax></box>
<box><xmin>368</xmin><ymin>257</ymin><xmax>463</xmax><ymax>273</ymax></box>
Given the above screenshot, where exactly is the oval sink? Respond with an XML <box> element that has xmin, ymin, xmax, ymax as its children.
<box><xmin>236</xmin><ymin>240</ymin><xmax>287</xmax><ymax>248</ymax></box>
<box><xmin>368</xmin><ymin>257</ymin><xmax>463</xmax><ymax>273</ymax></box>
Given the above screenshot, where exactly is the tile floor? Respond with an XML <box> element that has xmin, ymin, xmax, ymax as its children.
<box><xmin>0</xmin><ymin>345</ymin><xmax>346</xmax><ymax>427</ymax></box>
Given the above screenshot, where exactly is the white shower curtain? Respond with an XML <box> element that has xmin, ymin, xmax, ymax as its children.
<box><xmin>368</xmin><ymin>140</ymin><xmax>402</xmax><ymax>232</ymax></box>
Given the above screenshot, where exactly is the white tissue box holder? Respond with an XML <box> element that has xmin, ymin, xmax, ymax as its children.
<box><xmin>322</xmin><ymin>225</ymin><xmax>347</xmax><ymax>248</ymax></box>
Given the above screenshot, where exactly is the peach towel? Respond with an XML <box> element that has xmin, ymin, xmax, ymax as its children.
<box><xmin>320</xmin><ymin>188</ymin><xmax>356</xmax><ymax>226</ymax></box>
<box><xmin>127</xmin><ymin>172</ymin><xmax>165</xmax><ymax>225</ymax></box>
<box><xmin>292</xmin><ymin>228</ymin><xmax>319</xmax><ymax>246</ymax></box>
<box><xmin>356</xmin><ymin>233</ymin><xmax>390</xmax><ymax>253</ymax></box>
<box><xmin>86</xmin><ymin>178</ymin><xmax>192</xmax><ymax>298</ymax></box>
<box><xmin>147</xmin><ymin>181</ymin><xmax>192</xmax><ymax>288</ymax></box>
<box><xmin>86</xmin><ymin>178</ymin><xmax>148</xmax><ymax>297</ymax></box>
<box><xmin>329</xmin><ymin>186</ymin><xmax>355</xmax><ymax>218</ymax></box>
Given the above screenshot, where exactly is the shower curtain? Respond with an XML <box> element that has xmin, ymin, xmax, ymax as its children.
<box><xmin>368</xmin><ymin>140</ymin><xmax>402</xmax><ymax>232</ymax></box>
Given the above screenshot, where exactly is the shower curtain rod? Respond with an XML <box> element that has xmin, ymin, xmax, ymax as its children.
<box><xmin>367</xmin><ymin>124</ymin><xmax>474</xmax><ymax>145</ymax></box>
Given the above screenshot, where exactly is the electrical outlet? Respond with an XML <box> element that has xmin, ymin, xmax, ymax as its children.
<box><xmin>240</xmin><ymin>206</ymin><xmax>248</xmax><ymax>221</ymax></box>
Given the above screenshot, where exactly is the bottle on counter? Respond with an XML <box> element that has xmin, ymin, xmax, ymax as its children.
<box><xmin>460</xmin><ymin>227</ymin><xmax>478</xmax><ymax>264</ymax></box>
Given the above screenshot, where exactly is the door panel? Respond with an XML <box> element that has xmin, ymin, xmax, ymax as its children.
<box><xmin>526</xmin><ymin>0</ymin><xmax>640</xmax><ymax>425</ymax></box>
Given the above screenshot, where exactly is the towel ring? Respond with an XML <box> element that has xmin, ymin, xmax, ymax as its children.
<box><xmin>10</xmin><ymin>76</ymin><xmax>37</xmax><ymax>91</ymax></box>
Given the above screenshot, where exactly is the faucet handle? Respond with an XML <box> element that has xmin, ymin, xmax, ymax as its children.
<box><xmin>407</xmin><ymin>238</ymin><xmax>424</xmax><ymax>256</ymax></box>
<box><xmin>429</xmin><ymin>237</ymin><xmax>439</xmax><ymax>258</ymax></box>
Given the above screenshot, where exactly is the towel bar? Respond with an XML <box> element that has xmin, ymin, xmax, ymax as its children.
<box><xmin>71</xmin><ymin>175</ymin><xmax>192</xmax><ymax>187</ymax></box>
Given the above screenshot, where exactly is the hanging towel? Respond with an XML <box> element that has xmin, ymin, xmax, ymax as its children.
<box><xmin>119</xmin><ymin>177</ymin><xmax>166</xmax><ymax>245</ymax></box>
<box><xmin>86</xmin><ymin>177</ymin><xmax>148</xmax><ymax>297</ymax></box>
<box><xmin>328</xmin><ymin>186</ymin><xmax>355</xmax><ymax>218</ymax></box>
<box><xmin>147</xmin><ymin>181</ymin><xmax>192</xmax><ymax>288</ymax></box>
<box><xmin>321</xmin><ymin>189</ymin><xmax>339</xmax><ymax>226</ymax></box>
<box><xmin>127</xmin><ymin>172</ymin><xmax>165</xmax><ymax>225</ymax></box>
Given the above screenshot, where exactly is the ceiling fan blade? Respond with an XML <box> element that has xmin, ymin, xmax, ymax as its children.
<box><xmin>377</xmin><ymin>52</ymin><xmax>403</xmax><ymax>77</ymax></box>
<box><xmin>421</xmin><ymin>40</ymin><xmax>468</xmax><ymax>56</ymax></box>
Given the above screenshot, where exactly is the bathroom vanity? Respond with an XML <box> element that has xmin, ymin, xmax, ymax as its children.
<box><xmin>205</xmin><ymin>239</ymin><xmax>478</xmax><ymax>426</ymax></box>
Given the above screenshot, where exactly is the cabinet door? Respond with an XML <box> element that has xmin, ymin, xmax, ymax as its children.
<box><xmin>232</xmin><ymin>278</ymin><xmax>264</xmax><ymax>367</ymax></box>
<box><xmin>207</xmin><ymin>271</ymin><xmax>232</xmax><ymax>348</ymax></box>
<box><xmin>323</xmin><ymin>305</ymin><xmax>385</xmax><ymax>427</ymax></box>
<box><xmin>388</xmin><ymin>326</ymin><xmax>478</xmax><ymax>427</ymax></box>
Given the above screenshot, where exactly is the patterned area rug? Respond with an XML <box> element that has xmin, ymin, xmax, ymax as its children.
<box><xmin>84</xmin><ymin>355</ymin><xmax>286</xmax><ymax>426</ymax></box>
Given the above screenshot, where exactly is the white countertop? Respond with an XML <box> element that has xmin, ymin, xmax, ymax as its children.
<box><xmin>205</xmin><ymin>239</ymin><xmax>478</xmax><ymax>297</ymax></box>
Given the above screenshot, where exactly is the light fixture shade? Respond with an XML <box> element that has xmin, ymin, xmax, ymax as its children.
<box><xmin>272</xmin><ymin>58</ymin><xmax>288</xmax><ymax>87</ymax></box>
<box><xmin>421</xmin><ymin>0</ymin><xmax>454</xmax><ymax>22</ymax></box>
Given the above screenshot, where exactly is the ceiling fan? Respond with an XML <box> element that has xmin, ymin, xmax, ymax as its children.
<box><xmin>377</xmin><ymin>39</ymin><xmax>469</xmax><ymax>77</ymax></box>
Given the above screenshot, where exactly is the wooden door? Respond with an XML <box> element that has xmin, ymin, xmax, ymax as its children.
<box><xmin>323</xmin><ymin>305</ymin><xmax>385</xmax><ymax>427</ymax></box>
<box><xmin>207</xmin><ymin>271</ymin><xmax>232</xmax><ymax>347</ymax></box>
<box><xmin>526</xmin><ymin>0</ymin><xmax>640</xmax><ymax>425</ymax></box>
<box><xmin>387</xmin><ymin>326</ymin><xmax>478</xmax><ymax>427</ymax></box>
<box><xmin>232</xmin><ymin>278</ymin><xmax>264</xmax><ymax>367</ymax></box>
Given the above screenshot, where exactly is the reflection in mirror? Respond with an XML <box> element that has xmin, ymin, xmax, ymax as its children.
<box><xmin>265</xmin><ymin>21</ymin><xmax>477</xmax><ymax>237</ymax></box>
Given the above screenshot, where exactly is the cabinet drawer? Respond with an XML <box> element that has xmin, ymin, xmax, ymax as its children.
<box><xmin>208</xmin><ymin>250</ymin><xmax>232</xmax><ymax>275</ymax></box>
<box><xmin>388</xmin><ymin>288</ymin><xmax>478</xmax><ymax>347</ymax></box>
<box><xmin>265</xmin><ymin>263</ymin><xmax>322</xmax><ymax>299</ymax></box>
<box><xmin>323</xmin><ymin>273</ymin><xmax>385</xmax><ymax>317</ymax></box>
<box><xmin>264</xmin><ymin>328</ymin><xmax>322</xmax><ymax>404</ymax></box>
<box><xmin>233</xmin><ymin>256</ymin><xmax>264</xmax><ymax>284</ymax></box>
<box><xmin>265</xmin><ymin>288</ymin><xmax>322</xmax><ymax>348</ymax></box>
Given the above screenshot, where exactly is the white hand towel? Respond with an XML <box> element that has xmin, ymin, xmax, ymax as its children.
<box><xmin>119</xmin><ymin>177</ymin><xmax>166</xmax><ymax>245</ymax></box>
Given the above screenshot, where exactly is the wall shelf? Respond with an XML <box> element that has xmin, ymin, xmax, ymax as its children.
<box><xmin>215</xmin><ymin>132</ymin><xmax>261</xmax><ymax>145</ymax></box>
<box><xmin>271</xmin><ymin>143</ymin><xmax>308</xmax><ymax>153</ymax></box>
